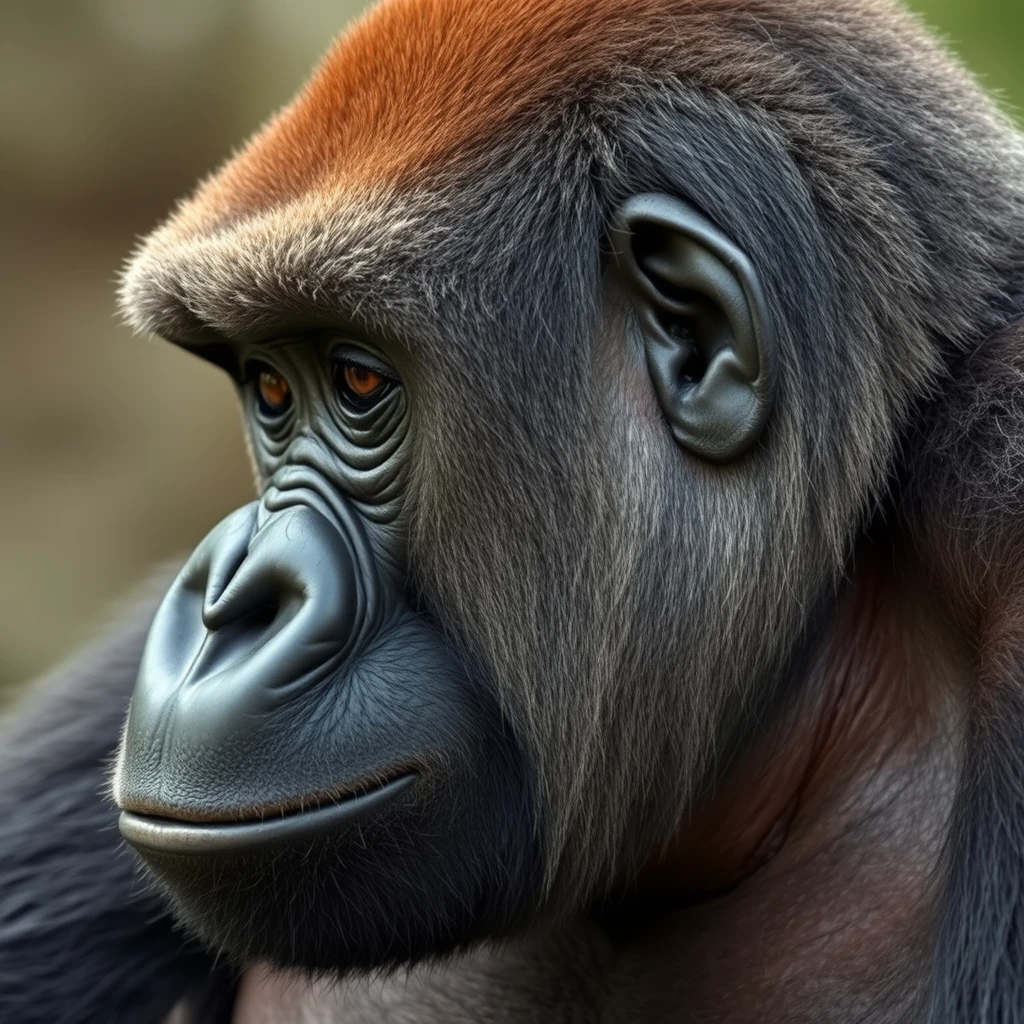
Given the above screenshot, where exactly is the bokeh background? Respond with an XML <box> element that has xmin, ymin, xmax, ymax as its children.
<box><xmin>1</xmin><ymin>0</ymin><xmax>1022</xmax><ymax>700</ymax></box>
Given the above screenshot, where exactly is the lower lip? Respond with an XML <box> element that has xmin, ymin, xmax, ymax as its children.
<box><xmin>119</xmin><ymin>773</ymin><xmax>417</xmax><ymax>855</ymax></box>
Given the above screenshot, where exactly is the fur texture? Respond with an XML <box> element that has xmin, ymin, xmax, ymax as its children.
<box><xmin>119</xmin><ymin>0</ymin><xmax>1024</xmax><ymax>911</ymax></box>
<box><xmin>2</xmin><ymin>0</ymin><xmax>1024</xmax><ymax>1019</ymax></box>
<box><xmin>901</xmin><ymin>321</ymin><xmax>1024</xmax><ymax>1022</ymax></box>
<box><xmin>0</xmin><ymin>584</ymin><xmax>236</xmax><ymax>1023</ymax></box>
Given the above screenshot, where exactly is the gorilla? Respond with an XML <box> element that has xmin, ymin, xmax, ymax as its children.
<box><xmin>3</xmin><ymin>0</ymin><xmax>1024</xmax><ymax>1021</ymax></box>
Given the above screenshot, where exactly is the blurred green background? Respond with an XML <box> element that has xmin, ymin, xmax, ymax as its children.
<box><xmin>0</xmin><ymin>0</ymin><xmax>1021</xmax><ymax>699</ymax></box>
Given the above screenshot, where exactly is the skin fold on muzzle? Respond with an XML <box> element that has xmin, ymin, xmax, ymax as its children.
<box><xmin>110</xmin><ymin>337</ymin><xmax>539</xmax><ymax>970</ymax></box>
<box><xmin>117</xmin><ymin>499</ymin><xmax>416</xmax><ymax>848</ymax></box>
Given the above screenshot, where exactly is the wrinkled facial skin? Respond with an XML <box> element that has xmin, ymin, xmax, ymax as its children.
<box><xmin>115</xmin><ymin>333</ymin><xmax>539</xmax><ymax>972</ymax></box>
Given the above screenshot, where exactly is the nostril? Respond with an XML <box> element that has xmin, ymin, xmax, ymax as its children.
<box><xmin>203</xmin><ymin>583</ymin><xmax>285</xmax><ymax>634</ymax></box>
<box><xmin>201</xmin><ymin>601</ymin><xmax>283</xmax><ymax>668</ymax></box>
<box><xmin>144</xmin><ymin>503</ymin><xmax>359</xmax><ymax>707</ymax></box>
<box><xmin>244</xmin><ymin>602</ymin><xmax>280</xmax><ymax>631</ymax></box>
<box><xmin>200</xmin><ymin>505</ymin><xmax>260</xmax><ymax>609</ymax></box>
<box><xmin>201</xmin><ymin>548</ymin><xmax>291</xmax><ymax>633</ymax></box>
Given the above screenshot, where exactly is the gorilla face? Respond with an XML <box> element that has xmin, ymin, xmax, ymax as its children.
<box><xmin>115</xmin><ymin>336</ymin><xmax>539</xmax><ymax>970</ymax></box>
<box><xmin>115</xmin><ymin>170</ymin><xmax>791</xmax><ymax>975</ymax></box>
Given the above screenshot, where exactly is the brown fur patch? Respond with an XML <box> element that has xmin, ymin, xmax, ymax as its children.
<box><xmin>174</xmin><ymin>0</ymin><xmax>911</xmax><ymax>234</ymax></box>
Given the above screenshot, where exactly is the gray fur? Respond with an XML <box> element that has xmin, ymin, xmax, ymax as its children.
<box><xmin>3</xmin><ymin>0</ymin><xmax>1024</xmax><ymax>1019</ymax></box>
<box><xmin>0</xmin><ymin>581</ymin><xmax>237</xmax><ymax>1023</ymax></box>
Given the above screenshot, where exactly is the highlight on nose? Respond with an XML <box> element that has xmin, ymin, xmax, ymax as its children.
<box><xmin>180</xmin><ymin>501</ymin><xmax>362</xmax><ymax>658</ymax></box>
<box><xmin>196</xmin><ymin>505</ymin><xmax>363</xmax><ymax>655</ymax></box>
<box><xmin>118</xmin><ymin>501</ymin><xmax>365</xmax><ymax>790</ymax></box>
<box><xmin>197</xmin><ymin>502</ymin><xmax>259</xmax><ymax>629</ymax></box>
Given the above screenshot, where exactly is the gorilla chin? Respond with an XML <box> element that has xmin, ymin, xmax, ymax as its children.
<box><xmin>114</xmin><ymin>501</ymin><xmax>539</xmax><ymax>971</ymax></box>
<box><xmin>120</xmin><ymin>762</ymin><xmax>536</xmax><ymax>971</ymax></box>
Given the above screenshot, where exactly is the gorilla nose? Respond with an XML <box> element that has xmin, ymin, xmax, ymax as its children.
<box><xmin>196</xmin><ymin>502</ymin><xmax>359</xmax><ymax>645</ymax></box>
<box><xmin>125</xmin><ymin>501</ymin><xmax>362</xmax><ymax>750</ymax></box>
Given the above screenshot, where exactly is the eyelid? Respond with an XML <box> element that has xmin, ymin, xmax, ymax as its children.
<box><xmin>331</xmin><ymin>345</ymin><xmax>398</xmax><ymax>382</ymax></box>
<box><xmin>244</xmin><ymin>358</ymin><xmax>286</xmax><ymax>383</ymax></box>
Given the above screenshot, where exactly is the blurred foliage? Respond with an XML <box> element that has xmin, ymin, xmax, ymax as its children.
<box><xmin>913</xmin><ymin>0</ymin><xmax>1024</xmax><ymax>119</ymax></box>
<box><xmin>0</xmin><ymin>0</ymin><xmax>1021</xmax><ymax>697</ymax></box>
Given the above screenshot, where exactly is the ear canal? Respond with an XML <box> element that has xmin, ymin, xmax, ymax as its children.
<box><xmin>610</xmin><ymin>194</ymin><xmax>777</xmax><ymax>463</ymax></box>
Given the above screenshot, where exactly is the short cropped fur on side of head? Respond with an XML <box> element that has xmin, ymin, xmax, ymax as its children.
<box><xmin>120</xmin><ymin>0</ymin><xmax>1024</xmax><ymax>938</ymax></box>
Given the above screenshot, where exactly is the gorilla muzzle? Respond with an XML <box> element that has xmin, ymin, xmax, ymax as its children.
<box><xmin>116</xmin><ymin>499</ymin><xmax>414</xmax><ymax>852</ymax></box>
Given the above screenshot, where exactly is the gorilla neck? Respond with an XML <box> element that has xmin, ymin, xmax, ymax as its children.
<box><xmin>603</xmin><ymin>541</ymin><xmax>967</xmax><ymax>1017</ymax></box>
<box><xmin>632</xmin><ymin>543</ymin><xmax>966</xmax><ymax>901</ymax></box>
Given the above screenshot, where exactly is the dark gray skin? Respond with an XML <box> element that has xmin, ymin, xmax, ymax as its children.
<box><xmin>4</xmin><ymin>0</ymin><xmax>1024</xmax><ymax>1020</ymax></box>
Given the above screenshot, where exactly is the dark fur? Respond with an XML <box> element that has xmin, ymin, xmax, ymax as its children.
<box><xmin>0</xmin><ymin>588</ymin><xmax>237</xmax><ymax>1023</ymax></box>
<box><xmin>3</xmin><ymin>0</ymin><xmax>1024</xmax><ymax>1019</ymax></box>
<box><xmin>119</xmin><ymin>1</ymin><xmax>1024</xmax><ymax>905</ymax></box>
<box><xmin>902</xmin><ymin>321</ymin><xmax>1024</xmax><ymax>1022</ymax></box>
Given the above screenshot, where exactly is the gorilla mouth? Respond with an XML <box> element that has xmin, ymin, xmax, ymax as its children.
<box><xmin>119</xmin><ymin>773</ymin><xmax>417</xmax><ymax>855</ymax></box>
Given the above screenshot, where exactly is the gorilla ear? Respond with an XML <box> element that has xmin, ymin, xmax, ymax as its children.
<box><xmin>610</xmin><ymin>194</ymin><xmax>777</xmax><ymax>462</ymax></box>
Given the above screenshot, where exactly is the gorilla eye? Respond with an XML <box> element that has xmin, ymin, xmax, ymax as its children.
<box><xmin>255</xmin><ymin>367</ymin><xmax>292</xmax><ymax>418</ymax></box>
<box><xmin>334</xmin><ymin>354</ymin><xmax>394</xmax><ymax>412</ymax></box>
<box><xmin>345</xmin><ymin>364</ymin><xmax>384</xmax><ymax>397</ymax></box>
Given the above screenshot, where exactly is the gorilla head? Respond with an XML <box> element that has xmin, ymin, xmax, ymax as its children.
<box><xmin>112</xmin><ymin>0</ymin><xmax>1024</xmax><ymax>978</ymax></box>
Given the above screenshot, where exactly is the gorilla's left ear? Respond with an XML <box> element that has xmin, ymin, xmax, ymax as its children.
<box><xmin>610</xmin><ymin>194</ymin><xmax>777</xmax><ymax>462</ymax></box>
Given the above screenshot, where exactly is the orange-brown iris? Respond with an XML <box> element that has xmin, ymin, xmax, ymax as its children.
<box><xmin>258</xmin><ymin>369</ymin><xmax>291</xmax><ymax>411</ymax></box>
<box><xmin>343</xmin><ymin>363</ymin><xmax>384</xmax><ymax>397</ymax></box>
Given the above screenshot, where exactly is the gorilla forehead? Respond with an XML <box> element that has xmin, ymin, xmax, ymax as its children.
<box><xmin>118</xmin><ymin>0</ymin><xmax>960</xmax><ymax>353</ymax></box>
<box><xmin>118</xmin><ymin>156</ymin><xmax>599</xmax><ymax>360</ymax></box>
<box><xmin>129</xmin><ymin>0</ymin><xmax>940</xmax><ymax>233</ymax></box>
